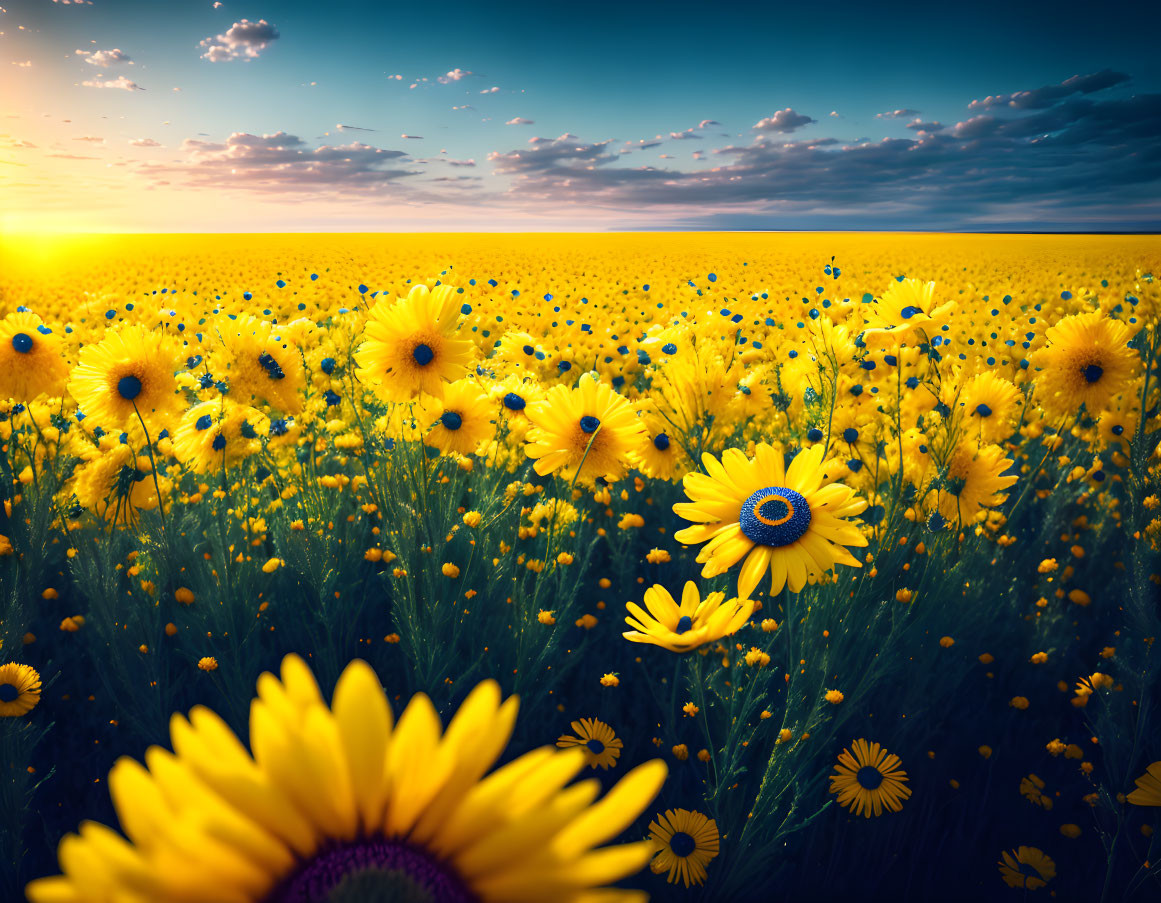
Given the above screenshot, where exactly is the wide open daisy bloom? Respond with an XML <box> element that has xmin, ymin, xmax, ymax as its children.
<box><xmin>1030</xmin><ymin>310</ymin><xmax>1139</xmax><ymax>419</ymax></box>
<box><xmin>26</xmin><ymin>654</ymin><xmax>668</xmax><ymax>903</ymax></box>
<box><xmin>647</xmin><ymin>808</ymin><xmax>719</xmax><ymax>887</ymax></box>
<box><xmin>355</xmin><ymin>284</ymin><xmax>475</xmax><ymax>403</ymax></box>
<box><xmin>673</xmin><ymin>443</ymin><xmax>868</xmax><ymax>599</ymax></box>
<box><xmin>828</xmin><ymin>739</ymin><xmax>912</xmax><ymax>818</ymax></box>
<box><xmin>0</xmin><ymin>311</ymin><xmax>69</xmax><ymax>402</ymax></box>
<box><xmin>997</xmin><ymin>846</ymin><xmax>1056</xmax><ymax>891</ymax></box>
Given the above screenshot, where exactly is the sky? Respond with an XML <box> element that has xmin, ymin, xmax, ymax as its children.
<box><xmin>1</xmin><ymin>0</ymin><xmax>1159</xmax><ymax>232</ymax></box>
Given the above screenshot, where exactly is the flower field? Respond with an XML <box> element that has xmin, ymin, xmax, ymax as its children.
<box><xmin>0</xmin><ymin>231</ymin><xmax>1159</xmax><ymax>902</ymax></box>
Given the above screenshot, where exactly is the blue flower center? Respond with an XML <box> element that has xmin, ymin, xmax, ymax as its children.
<box><xmin>412</xmin><ymin>343</ymin><xmax>435</xmax><ymax>366</ymax></box>
<box><xmin>195</xmin><ymin>414</ymin><xmax>213</xmax><ymax>431</ymax></box>
<box><xmin>0</xmin><ymin>683</ymin><xmax>19</xmax><ymax>703</ymax></box>
<box><xmin>675</xmin><ymin>615</ymin><xmax>693</xmax><ymax>634</ymax></box>
<box><xmin>975</xmin><ymin>403</ymin><xmax>992</xmax><ymax>417</ymax></box>
<box><xmin>579</xmin><ymin>415</ymin><xmax>601</xmax><ymax>434</ymax></box>
<box><xmin>669</xmin><ymin>831</ymin><xmax>697</xmax><ymax>858</ymax></box>
<box><xmin>11</xmin><ymin>333</ymin><xmax>33</xmax><ymax>354</ymax></box>
<box><xmin>738</xmin><ymin>486</ymin><xmax>812</xmax><ymax>547</ymax></box>
<box><xmin>585</xmin><ymin>738</ymin><xmax>605</xmax><ymax>754</ymax></box>
<box><xmin>440</xmin><ymin>411</ymin><xmax>463</xmax><ymax>431</ymax></box>
<box><xmin>212</xmin><ymin>434</ymin><xmax>227</xmax><ymax>451</ymax></box>
<box><xmin>117</xmin><ymin>375</ymin><xmax>143</xmax><ymax>400</ymax></box>
<box><xmin>1083</xmin><ymin>364</ymin><xmax>1103</xmax><ymax>383</ymax></box>
<box><xmin>653</xmin><ymin>433</ymin><xmax>671</xmax><ymax>450</ymax></box>
<box><xmin>856</xmin><ymin>765</ymin><xmax>884</xmax><ymax>790</ymax></box>
<box><xmin>899</xmin><ymin>305</ymin><xmax>923</xmax><ymax>319</ymax></box>
<box><xmin>264</xmin><ymin>837</ymin><xmax>475</xmax><ymax>903</ymax></box>
<box><xmin>503</xmin><ymin>391</ymin><xmax>526</xmax><ymax>411</ymax></box>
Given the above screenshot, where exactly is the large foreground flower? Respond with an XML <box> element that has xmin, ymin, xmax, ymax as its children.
<box><xmin>1127</xmin><ymin>760</ymin><xmax>1161</xmax><ymax>806</ymax></box>
<box><xmin>623</xmin><ymin>581</ymin><xmax>754</xmax><ymax>653</ymax></box>
<box><xmin>0</xmin><ymin>663</ymin><xmax>41</xmax><ymax>717</ymax></box>
<box><xmin>68</xmin><ymin>324</ymin><xmax>181</xmax><ymax>434</ymax></box>
<box><xmin>524</xmin><ymin>373</ymin><xmax>647</xmax><ymax>484</ymax></box>
<box><xmin>829</xmin><ymin>739</ymin><xmax>911</xmax><ymax>818</ymax></box>
<box><xmin>27</xmin><ymin>654</ymin><xmax>668</xmax><ymax>903</ymax></box>
<box><xmin>673</xmin><ymin>444</ymin><xmax>868</xmax><ymax>598</ymax></box>
<box><xmin>1030</xmin><ymin>311</ymin><xmax>1138</xmax><ymax>418</ymax></box>
<box><xmin>0</xmin><ymin>311</ymin><xmax>69</xmax><ymax>401</ymax></box>
<box><xmin>647</xmin><ymin>809</ymin><xmax>719</xmax><ymax>887</ymax></box>
<box><xmin>355</xmin><ymin>284</ymin><xmax>475</xmax><ymax>403</ymax></box>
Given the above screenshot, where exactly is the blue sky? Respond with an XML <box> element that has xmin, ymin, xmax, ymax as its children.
<box><xmin>1</xmin><ymin>0</ymin><xmax>1159</xmax><ymax>230</ymax></box>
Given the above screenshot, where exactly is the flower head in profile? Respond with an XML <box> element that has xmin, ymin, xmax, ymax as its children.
<box><xmin>674</xmin><ymin>443</ymin><xmax>868</xmax><ymax>598</ymax></box>
<box><xmin>623</xmin><ymin>581</ymin><xmax>754</xmax><ymax>653</ymax></box>
<box><xmin>72</xmin><ymin>440</ymin><xmax>167</xmax><ymax>526</ymax></box>
<box><xmin>648</xmin><ymin>808</ymin><xmax>719</xmax><ymax>887</ymax></box>
<box><xmin>68</xmin><ymin>324</ymin><xmax>181</xmax><ymax>434</ymax></box>
<box><xmin>862</xmin><ymin>278</ymin><xmax>956</xmax><ymax>343</ymax></box>
<box><xmin>355</xmin><ymin>284</ymin><xmax>475</xmax><ymax>403</ymax></box>
<box><xmin>932</xmin><ymin>440</ymin><xmax>1018</xmax><ymax>526</ymax></box>
<box><xmin>27</xmin><ymin>654</ymin><xmax>667</xmax><ymax>903</ymax></box>
<box><xmin>524</xmin><ymin>372</ymin><xmax>647</xmax><ymax>485</ymax></box>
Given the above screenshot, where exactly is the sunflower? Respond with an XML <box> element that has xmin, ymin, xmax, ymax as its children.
<box><xmin>828</xmin><ymin>739</ymin><xmax>912</xmax><ymax>818</ymax></box>
<box><xmin>172</xmin><ymin>400</ymin><xmax>269</xmax><ymax>473</ymax></box>
<box><xmin>998</xmin><ymin>846</ymin><xmax>1056</xmax><ymax>890</ymax></box>
<box><xmin>26</xmin><ymin>654</ymin><xmax>667</xmax><ymax>903</ymax></box>
<box><xmin>0</xmin><ymin>311</ymin><xmax>69</xmax><ymax>401</ymax></box>
<box><xmin>68</xmin><ymin>324</ymin><xmax>181</xmax><ymax>434</ymax></box>
<box><xmin>623</xmin><ymin>581</ymin><xmax>754</xmax><ymax>653</ymax></box>
<box><xmin>524</xmin><ymin>372</ymin><xmax>647</xmax><ymax>485</ymax></box>
<box><xmin>647</xmin><ymin>808</ymin><xmax>719</xmax><ymax>887</ymax></box>
<box><xmin>673</xmin><ymin>443</ymin><xmax>868</xmax><ymax>599</ymax></box>
<box><xmin>959</xmin><ymin>370</ymin><xmax>1023</xmax><ymax>444</ymax></box>
<box><xmin>631</xmin><ymin>406</ymin><xmax>691</xmax><ymax>482</ymax></box>
<box><xmin>932</xmin><ymin>440</ymin><xmax>1017</xmax><ymax>526</ymax></box>
<box><xmin>355</xmin><ymin>284</ymin><xmax>475</xmax><ymax>403</ymax></box>
<box><xmin>0</xmin><ymin>662</ymin><xmax>42</xmax><ymax>717</ymax></box>
<box><xmin>71</xmin><ymin>441</ymin><xmax>166</xmax><ymax>527</ymax></box>
<box><xmin>556</xmin><ymin>718</ymin><xmax>623</xmax><ymax>770</ymax></box>
<box><xmin>1030</xmin><ymin>311</ymin><xmax>1139</xmax><ymax>418</ymax></box>
<box><xmin>862</xmin><ymin>278</ymin><xmax>956</xmax><ymax>344</ymax></box>
<box><xmin>419</xmin><ymin>378</ymin><xmax>494</xmax><ymax>457</ymax></box>
<box><xmin>214</xmin><ymin>315</ymin><xmax>305</xmax><ymax>414</ymax></box>
<box><xmin>1127</xmin><ymin>761</ymin><xmax>1161</xmax><ymax>806</ymax></box>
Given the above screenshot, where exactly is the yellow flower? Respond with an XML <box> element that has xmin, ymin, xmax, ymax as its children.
<box><xmin>648</xmin><ymin>808</ymin><xmax>719</xmax><ymax>887</ymax></box>
<box><xmin>419</xmin><ymin>378</ymin><xmax>494</xmax><ymax>457</ymax></box>
<box><xmin>524</xmin><ymin>372</ymin><xmax>646</xmax><ymax>485</ymax></box>
<box><xmin>197</xmin><ymin>656</ymin><xmax>218</xmax><ymax>671</ymax></box>
<box><xmin>825</xmin><ymin>689</ymin><xmax>844</xmax><ymax>704</ymax></box>
<box><xmin>623</xmin><ymin>581</ymin><xmax>754</xmax><ymax>653</ymax></box>
<box><xmin>1127</xmin><ymin>761</ymin><xmax>1161</xmax><ymax>806</ymax></box>
<box><xmin>0</xmin><ymin>663</ymin><xmax>42</xmax><ymax>717</ymax></box>
<box><xmin>355</xmin><ymin>284</ymin><xmax>475</xmax><ymax>403</ymax></box>
<box><xmin>262</xmin><ymin>558</ymin><xmax>282</xmax><ymax>574</ymax></box>
<box><xmin>862</xmin><ymin>277</ymin><xmax>956</xmax><ymax>343</ymax></box>
<box><xmin>1030</xmin><ymin>311</ymin><xmax>1138</xmax><ymax>418</ymax></box>
<box><xmin>556</xmin><ymin>717</ymin><xmax>623</xmax><ymax>770</ymax></box>
<box><xmin>829</xmin><ymin>739</ymin><xmax>911</xmax><ymax>817</ymax></box>
<box><xmin>0</xmin><ymin>311</ymin><xmax>69</xmax><ymax>401</ymax></box>
<box><xmin>27</xmin><ymin>654</ymin><xmax>667</xmax><ymax>903</ymax></box>
<box><xmin>674</xmin><ymin>443</ymin><xmax>868</xmax><ymax>598</ymax></box>
<box><xmin>998</xmin><ymin>846</ymin><xmax>1056</xmax><ymax>890</ymax></box>
<box><xmin>600</xmin><ymin>673</ymin><xmax>620</xmax><ymax>687</ymax></box>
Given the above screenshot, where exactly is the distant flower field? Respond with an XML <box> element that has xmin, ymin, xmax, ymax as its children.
<box><xmin>0</xmin><ymin>232</ymin><xmax>1159</xmax><ymax>902</ymax></box>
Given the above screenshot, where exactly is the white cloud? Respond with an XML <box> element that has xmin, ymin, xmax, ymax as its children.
<box><xmin>199</xmin><ymin>19</ymin><xmax>279</xmax><ymax>63</ymax></box>
<box><xmin>82</xmin><ymin>75</ymin><xmax>144</xmax><ymax>91</ymax></box>
<box><xmin>130</xmin><ymin>138</ymin><xmax>161</xmax><ymax>147</ymax></box>
<box><xmin>697</xmin><ymin>119</ymin><xmax>720</xmax><ymax>128</ymax></box>
<box><xmin>876</xmin><ymin>108</ymin><xmax>920</xmax><ymax>119</ymax></box>
<box><xmin>505</xmin><ymin>117</ymin><xmax>534</xmax><ymax>125</ymax></box>
<box><xmin>829</xmin><ymin>111</ymin><xmax>841</xmax><ymax>118</ymax></box>
<box><xmin>480</xmin><ymin>86</ymin><xmax>499</xmax><ymax>94</ymax></box>
<box><xmin>73</xmin><ymin>135</ymin><xmax>104</xmax><ymax>143</ymax></box>
<box><xmin>401</xmin><ymin>134</ymin><xmax>423</xmax><ymax>139</ymax></box>
<box><xmin>437</xmin><ymin>68</ymin><xmax>471</xmax><ymax>84</ymax></box>
<box><xmin>78</xmin><ymin>48</ymin><xmax>132</xmax><ymax>67</ymax></box>
<box><xmin>213</xmin><ymin>2</ymin><xmax>223</xmax><ymax>7</ymax></box>
<box><xmin>11</xmin><ymin>60</ymin><xmax>31</xmax><ymax>68</ymax></box>
<box><xmin>387</xmin><ymin>74</ymin><xmax>403</xmax><ymax>80</ymax></box>
<box><xmin>752</xmin><ymin>108</ymin><xmax>816</xmax><ymax>133</ymax></box>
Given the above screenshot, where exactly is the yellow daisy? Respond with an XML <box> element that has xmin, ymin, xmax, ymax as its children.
<box><xmin>862</xmin><ymin>278</ymin><xmax>956</xmax><ymax>344</ymax></box>
<box><xmin>0</xmin><ymin>311</ymin><xmax>69</xmax><ymax>401</ymax></box>
<box><xmin>828</xmin><ymin>739</ymin><xmax>912</xmax><ymax>818</ymax></box>
<box><xmin>419</xmin><ymin>378</ymin><xmax>495</xmax><ymax>457</ymax></box>
<box><xmin>647</xmin><ymin>808</ymin><xmax>719</xmax><ymax>887</ymax></box>
<box><xmin>959</xmin><ymin>370</ymin><xmax>1023</xmax><ymax>444</ymax></box>
<box><xmin>0</xmin><ymin>662</ymin><xmax>42</xmax><ymax>717</ymax></box>
<box><xmin>213</xmin><ymin>315</ymin><xmax>305</xmax><ymax>414</ymax></box>
<box><xmin>355</xmin><ymin>284</ymin><xmax>475</xmax><ymax>403</ymax></box>
<box><xmin>26</xmin><ymin>654</ymin><xmax>667</xmax><ymax>903</ymax></box>
<box><xmin>556</xmin><ymin>718</ymin><xmax>623</xmax><ymax>770</ymax></box>
<box><xmin>623</xmin><ymin>581</ymin><xmax>754</xmax><ymax>653</ymax></box>
<box><xmin>933</xmin><ymin>440</ymin><xmax>1018</xmax><ymax>526</ymax></box>
<box><xmin>524</xmin><ymin>372</ymin><xmax>647</xmax><ymax>485</ymax></box>
<box><xmin>998</xmin><ymin>846</ymin><xmax>1056</xmax><ymax>890</ymax></box>
<box><xmin>68</xmin><ymin>324</ymin><xmax>181</xmax><ymax>434</ymax></box>
<box><xmin>71</xmin><ymin>440</ymin><xmax>166</xmax><ymax>527</ymax></box>
<box><xmin>1030</xmin><ymin>311</ymin><xmax>1139</xmax><ymax>418</ymax></box>
<box><xmin>172</xmin><ymin>400</ymin><xmax>270</xmax><ymax>473</ymax></box>
<box><xmin>673</xmin><ymin>443</ymin><xmax>868</xmax><ymax>598</ymax></box>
